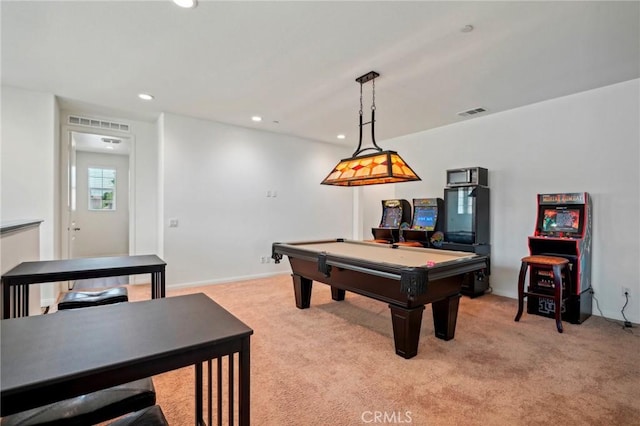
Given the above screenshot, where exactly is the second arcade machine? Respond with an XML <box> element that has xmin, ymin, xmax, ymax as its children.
<box><xmin>441</xmin><ymin>167</ymin><xmax>491</xmax><ymax>297</ymax></box>
<box><xmin>399</xmin><ymin>198</ymin><xmax>444</xmax><ymax>247</ymax></box>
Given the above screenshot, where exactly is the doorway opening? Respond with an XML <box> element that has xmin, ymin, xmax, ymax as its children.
<box><xmin>62</xmin><ymin>129</ymin><xmax>134</xmax><ymax>290</ymax></box>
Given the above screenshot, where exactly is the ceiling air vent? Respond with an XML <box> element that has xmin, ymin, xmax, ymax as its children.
<box><xmin>101</xmin><ymin>138</ymin><xmax>121</xmax><ymax>144</ymax></box>
<box><xmin>68</xmin><ymin>115</ymin><xmax>130</xmax><ymax>132</ymax></box>
<box><xmin>457</xmin><ymin>107</ymin><xmax>487</xmax><ymax>118</ymax></box>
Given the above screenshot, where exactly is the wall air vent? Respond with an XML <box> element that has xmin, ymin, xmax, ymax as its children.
<box><xmin>457</xmin><ymin>107</ymin><xmax>487</xmax><ymax>118</ymax></box>
<box><xmin>68</xmin><ymin>115</ymin><xmax>130</xmax><ymax>132</ymax></box>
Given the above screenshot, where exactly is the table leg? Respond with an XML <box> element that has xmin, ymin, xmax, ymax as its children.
<box><xmin>388</xmin><ymin>304</ymin><xmax>425</xmax><ymax>359</ymax></box>
<box><xmin>331</xmin><ymin>287</ymin><xmax>345</xmax><ymax>301</ymax></box>
<box><xmin>432</xmin><ymin>294</ymin><xmax>461</xmax><ymax>341</ymax></box>
<box><xmin>239</xmin><ymin>336</ymin><xmax>251</xmax><ymax>426</ymax></box>
<box><xmin>217</xmin><ymin>359</ymin><xmax>222</xmax><ymax>426</ymax></box>
<box><xmin>292</xmin><ymin>274</ymin><xmax>312</xmax><ymax>309</ymax></box>
<box><xmin>5</xmin><ymin>284</ymin><xmax>29</xmax><ymax>319</ymax></box>
<box><xmin>195</xmin><ymin>362</ymin><xmax>204</xmax><ymax>426</ymax></box>
<box><xmin>151</xmin><ymin>270</ymin><xmax>166</xmax><ymax>299</ymax></box>
<box><xmin>2</xmin><ymin>280</ymin><xmax>10</xmax><ymax>319</ymax></box>
<box><xmin>207</xmin><ymin>360</ymin><xmax>212</xmax><ymax>426</ymax></box>
<box><xmin>228</xmin><ymin>355</ymin><xmax>234</xmax><ymax>426</ymax></box>
<box><xmin>22</xmin><ymin>285</ymin><xmax>29</xmax><ymax>318</ymax></box>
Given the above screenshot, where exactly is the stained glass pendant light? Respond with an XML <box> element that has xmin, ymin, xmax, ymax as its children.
<box><xmin>321</xmin><ymin>71</ymin><xmax>421</xmax><ymax>186</ymax></box>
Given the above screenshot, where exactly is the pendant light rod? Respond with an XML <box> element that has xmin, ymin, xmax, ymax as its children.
<box><xmin>352</xmin><ymin>71</ymin><xmax>382</xmax><ymax>157</ymax></box>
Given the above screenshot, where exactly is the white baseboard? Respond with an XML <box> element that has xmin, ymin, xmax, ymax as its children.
<box><xmin>168</xmin><ymin>271</ymin><xmax>287</xmax><ymax>290</ymax></box>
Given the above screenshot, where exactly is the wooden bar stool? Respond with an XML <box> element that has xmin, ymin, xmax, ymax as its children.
<box><xmin>514</xmin><ymin>255</ymin><xmax>571</xmax><ymax>333</ymax></box>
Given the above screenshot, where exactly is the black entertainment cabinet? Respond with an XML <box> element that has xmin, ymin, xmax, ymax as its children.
<box><xmin>441</xmin><ymin>167</ymin><xmax>490</xmax><ymax>297</ymax></box>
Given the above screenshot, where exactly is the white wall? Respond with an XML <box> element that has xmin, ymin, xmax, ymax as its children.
<box><xmin>1</xmin><ymin>87</ymin><xmax>57</xmax><ymax>260</ymax></box>
<box><xmin>160</xmin><ymin>113</ymin><xmax>353</xmax><ymax>287</ymax></box>
<box><xmin>379</xmin><ymin>79</ymin><xmax>639</xmax><ymax>323</ymax></box>
<box><xmin>1</xmin><ymin>86</ymin><xmax>59</xmax><ymax>305</ymax></box>
<box><xmin>130</xmin><ymin>119</ymin><xmax>160</xmax><ymax>258</ymax></box>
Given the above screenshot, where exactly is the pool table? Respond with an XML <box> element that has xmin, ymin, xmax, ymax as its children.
<box><xmin>272</xmin><ymin>239</ymin><xmax>489</xmax><ymax>359</ymax></box>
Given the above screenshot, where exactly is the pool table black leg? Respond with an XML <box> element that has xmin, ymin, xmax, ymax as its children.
<box><xmin>292</xmin><ymin>274</ymin><xmax>312</xmax><ymax>309</ymax></box>
<box><xmin>388</xmin><ymin>304</ymin><xmax>425</xmax><ymax>359</ymax></box>
<box><xmin>331</xmin><ymin>287</ymin><xmax>345</xmax><ymax>301</ymax></box>
<box><xmin>432</xmin><ymin>294</ymin><xmax>461</xmax><ymax>341</ymax></box>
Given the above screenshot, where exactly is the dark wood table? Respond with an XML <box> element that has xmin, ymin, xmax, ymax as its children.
<box><xmin>272</xmin><ymin>239</ymin><xmax>488</xmax><ymax>359</ymax></box>
<box><xmin>1</xmin><ymin>254</ymin><xmax>166</xmax><ymax>319</ymax></box>
<box><xmin>1</xmin><ymin>293</ymin><xmax>253</xmax><ymax>425</ymax></box>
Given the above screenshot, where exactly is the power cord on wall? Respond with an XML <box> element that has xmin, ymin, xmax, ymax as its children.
<box><xmin>590</xmin><ymin>288</ymin><xmax>636</xmax><ymax>335</ymax></box>
<box><xmin>621</xmin><ymin>291</ymin><xmax>633</xmax><ymax>328</ymax></box>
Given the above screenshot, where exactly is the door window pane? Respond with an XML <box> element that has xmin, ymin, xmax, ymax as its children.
<box><xmin>88</xmin><ymin>167</ymin><xmax>116</xmax><ymax>211</ymax></box>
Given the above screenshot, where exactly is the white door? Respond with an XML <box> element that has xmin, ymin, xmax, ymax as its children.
<box><xmin>65</xmin><ymin>131</ymin><xmax>132</xmax><ymax>289</ymax></box>
<box><xmin>74</xmin><ymin>151</ymin><xmax>129</xmax><ymax>257</ymax></box>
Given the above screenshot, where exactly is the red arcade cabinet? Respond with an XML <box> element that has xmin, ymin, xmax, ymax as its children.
<box><xmin>526</xmin><ymin>192</ymin><xmax>593</xmax><ymax>323</ymax></box>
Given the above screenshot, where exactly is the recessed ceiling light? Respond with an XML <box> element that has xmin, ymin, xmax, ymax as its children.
<box><xmin>173</xmin><ymin>0</ymin><xmax>197</xmax><ymax>8</ymax></box>
<box><xmin>251</xmin><ymin>116</ymin><xmax>263</xmax><ymax>122</ymax></box>
<box><xmin>337</xmin><ymin>134</ymin><xmax>346</xmax><ymax>140</ymax></box>
<box><xmin>105</xmin><ymin>146</ymin><xmax>115</xmax><ymax>150</ymax></box>
<box><xmin>138</xmin><ymin>93</ymin><xmax>155</xmax><ymax>101</ymax></box>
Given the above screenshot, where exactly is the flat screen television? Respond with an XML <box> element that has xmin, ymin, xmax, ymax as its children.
<box><xmin>539</xmin><ymin>206</ymin><xmax>583</xmax><ymax>235</ymax></box>
<box><xmin>412</xmin><ymin>206</ymin><xmax>437</xmax><ymax>231</ymax></box>
<box><xmin>381</xmin><ymin>208</ymin><xmax>402</xmax><ymax>228</ymax></box>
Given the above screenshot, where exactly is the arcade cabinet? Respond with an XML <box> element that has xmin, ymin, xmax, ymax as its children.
<box><xmin>371</xmin><ymin>199</ymin><xmax>411</xmax><ymax>244</ymax></box>
<box><xmin>441</xmin><ymin>167</ymin><xmax>491</xmax><ymax>297</ymax></box>
<box><xmin>526</xmin><ymin>192</ymin><xmax>592</xmax><ymax>324</ymax></box>
<box><xmin>399</xmin><ymin>198</ymin><xmax>444</xmax><ymax>247</ymax></box>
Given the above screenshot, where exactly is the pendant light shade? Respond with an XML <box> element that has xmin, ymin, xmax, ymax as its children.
<box><xmin>322</xmin><ymin>150</ymin><xmax>420</xmax><ymax>186</ymax></box>
<box><xmin>321</xmin><ymin>71</ymin><xmax>420</xmax><ymax>187</ymax></box>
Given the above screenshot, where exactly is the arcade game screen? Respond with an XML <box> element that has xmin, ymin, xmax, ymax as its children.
<box><xmin>381</xmin><ymin>208</ymin><xmax>402</xmax><ymax>228</ymax></box>
<box><xmin>542</xmin><ymin>208</ymin><xmax>581</xmax><ymax>233</ymax></box>
<box><xmin>412</xmin><ymin>207</ymin><xmax>436</xmax><ymax>230</ymax></box>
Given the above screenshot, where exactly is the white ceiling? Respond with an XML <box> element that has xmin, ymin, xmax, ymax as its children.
<box><xmin>2</xmin><ymin>1</ymin><xmax>638</xmax><ymax>147</ymax></box>
<box><xmin>73</xmin><ymin>131</ymin><xmax>132</xmax><ymax>156</ymax></box>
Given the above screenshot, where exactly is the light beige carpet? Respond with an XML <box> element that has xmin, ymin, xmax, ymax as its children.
<box><xmin>126</xmin><ymin>275</ymin><xmax>639</xmax><ymax>425</ymax></box>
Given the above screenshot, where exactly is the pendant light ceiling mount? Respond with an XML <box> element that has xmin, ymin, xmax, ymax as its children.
<box><xmin>321</xmin><ymin>71</ymin><xmax>421</xmax><ymax>187</ymax></box>
<box><xmin>355</xmin><ymin>70</ymin><xmax>379</xmax><ymax>85</ymax></box>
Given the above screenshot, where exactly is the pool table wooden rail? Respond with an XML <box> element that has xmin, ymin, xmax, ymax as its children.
<box><xmin>272</xmin><ymin>239</ymin><xmax>487</xmax><ymax>297</ymax></box>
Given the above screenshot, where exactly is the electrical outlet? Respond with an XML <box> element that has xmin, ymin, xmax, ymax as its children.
<box><xmin>622</xmin><ymin>286</ymin><xmax>631</xmax><ymax>297</ymax></box>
